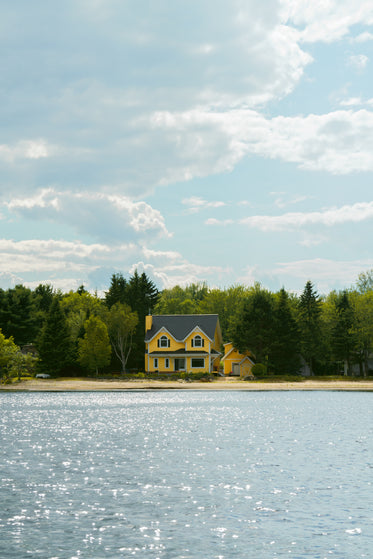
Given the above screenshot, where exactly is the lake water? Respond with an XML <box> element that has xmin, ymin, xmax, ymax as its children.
<box><xmin>0</xmin><ymin>390</ymin><xmax>372</xmax><ymax>558</ymax></box>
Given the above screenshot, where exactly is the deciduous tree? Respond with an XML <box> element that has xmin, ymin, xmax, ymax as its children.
<box><xmin>106</xmin><ymin>303</ymin><xmax>138</xmax><ymax>373</ymax></box>
<box><xmin>78</xmin><ymin>316</ymin><xmax>111</xmax><ymax>376</ymax></box>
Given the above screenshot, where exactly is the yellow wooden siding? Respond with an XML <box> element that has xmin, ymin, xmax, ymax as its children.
<box><xmin>147</xmin><ymin>333</ymin><xmax>184</xmax><ymax>353</ymax></box>
<box><xmin>185</xmin><ymin>331</ymin><xmax>210</xmax><ymax>351</ymax></box>
<box><xmin>145</xmin><ymin>351</ymin><xmax>209</xmax><ymax>373</ymax></box>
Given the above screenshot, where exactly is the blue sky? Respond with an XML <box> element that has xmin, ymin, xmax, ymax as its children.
<box><xmin>1</xmin><ymin>1</ymin><xmax>373</xmax><ymax>295</ymax></box>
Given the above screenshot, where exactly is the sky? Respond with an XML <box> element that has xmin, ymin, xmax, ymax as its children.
<box><xmin>1</xmin><ymin>0</ymin><xmax>373</xmax><ymax>296</ymax></box>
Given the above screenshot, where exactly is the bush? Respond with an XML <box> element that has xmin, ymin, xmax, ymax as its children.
<box><xmin>251</xmin><ymin>363</ymin><xmax>267</xmax><ymax>377</ymax></box>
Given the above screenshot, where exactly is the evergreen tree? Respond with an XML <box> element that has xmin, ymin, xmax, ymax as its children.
<box><xmin>0</xmin><ymin>285</ymin><xmax>38</xmax><ymax>346</ymax></box>
<box><xmin>37</xmin><ymin>299</ymin><xmax>73</xmax><ymax>375</ymax></box>
<box><xmin>298</xmin><ymin>281</ymin><xmax>322</xmax><ymax>375</ymax></box>
<box><xmin>271</xmin><ymin>288</ymin><xmax>301</xmax><ymax>374</ymax></box>
<box><xmin>125</xmin><ymin>270</ymin><xmax>159</xmax><ymax>370</ymax></box>
<box><xmin>232</xmin><ymin>285</ymin><xmax>274</xmax><ymax>368</ymax></box>
<box><xmin>331</xmin><ymin>291</ymin><xmax>356</xmax><ymax>375</ymax></box>
<box><xmin>105</xmin><ymin>273</ymin><xmax>128</xmax><ymax>307</ymax></box>
<box><xmin>78</xmin><ymin>316</ymin><xmax>111</xmax><ymax>375</ymax></box>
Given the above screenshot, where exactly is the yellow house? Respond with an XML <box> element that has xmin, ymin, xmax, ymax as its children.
<box><xmin>221</xmin><ymin>342</ymin><xmax>255</xmax><ymax>378</ymax></box>
<box><xmin>145</xmin><ymin>314</ymin><xmax>222</xmax><ymax>374</ymax></box>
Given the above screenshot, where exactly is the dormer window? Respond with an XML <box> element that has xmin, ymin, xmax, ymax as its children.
<box><xmin>192</xmin><ymin>335</ymin><xmax>204</xmax><ymax>348</ymax></box>
<box><xmin>158</xmin><ymin>335</ymin><xmax>170</xmax><ymax>348</ymax></box>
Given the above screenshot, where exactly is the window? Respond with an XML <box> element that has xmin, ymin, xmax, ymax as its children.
<box><xmin>192</xmin><ymin>335</ymin><xmax>204</xmax><ymax>348</ymax></box>
<box><xmin>191</xmin><ymin>358</ymin><xmax>205</xmax><ymax>368</ymax></box>
<box><xmin>165</xmin><ymin>358</ymin><xmax>170</xmax><ymax>369</ymax></box>
<box><xmin>153</xmin><ymin>358</ymin><xmax>158</xmax><ymax>369</ymax></box>
<box><xmin>158</xmin><ymin>335</ymin><xmax>170</xmax><ymax>348</ymax></box>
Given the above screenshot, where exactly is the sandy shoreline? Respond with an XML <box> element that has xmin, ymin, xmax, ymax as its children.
<box><xmin>1</xmin><ymin>377</ymin><xmax>373</xmax><ymax>391</ymax></box>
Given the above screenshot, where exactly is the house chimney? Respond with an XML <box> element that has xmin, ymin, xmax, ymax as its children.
<box><xmin>145</xmin><ymin>314</ymin><xmax>153</xmax><ymax>332</ymax></box>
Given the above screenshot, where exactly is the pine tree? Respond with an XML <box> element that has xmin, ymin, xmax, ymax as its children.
<box><xmin>125</xmin><ymin>270</ymin><xmax>159</xmax><ymax>370</ymax></box>
<box><xmin>232</xmin><ymin>285</ymin><xmax>274</xmax><ymax>368</ymax></box>
<box><xmin>298</xmin><ymin>281</ymin><xmax>322</xmax><ymax>375</ymax></box>
<box><xmin>331</xmin><ymin>291</ymin><xmax>356</xmax><ymax>375</ymax></box>
<box><xmin>271</xmin><ymin>288</ymin><xmax>301</xmax><ymax>374</ymax></box>
<box><xmin>0</xmin><ymin>285</ymin><xmax>38</xmax><ymax>346</ymax></box>
<box><xmin>37</xmin><ymin>299</ymin><xmax>73</xmax><ymax>375</ymax></box>
<box><xmin>105</xmin><ymin>273</ymin><xmax>128</xmax><ymax>307</ymax></box>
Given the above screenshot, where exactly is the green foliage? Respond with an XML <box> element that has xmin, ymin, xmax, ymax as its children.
<box><xmin>271</xmin><ymin>288</ymin><xmax>301</xmax><ymax>374</ymax></box>
<box><xmin>0</xmin><ymin>285</ymin><xmax>38</xmax><ymax>345</ymax></box>
<box><xmin>1</xmin><ymin>267</ymin><xmax>373</xmax><ymax>379</ymax></box>
<box><xmin>297</xmin><ymin>281</ymin><xmax>323</xmax><ymax>375</ymax></box>
<box><xmin>356</xmin><ymin>269</ymin><xmax>373</xmax><ymax>293</ymax></box>
<box><xmin>123</xmin><ymin>270</ymin><xmax>159</xmax><ymax>370</ymax></box>
<box><xmin>60</xmin><ymin>290</ymin><xmax>105</xmax><ymax>340</ymax></box>
<box><xmin>106</xmin><ymin>302</ymin><xmax>138</xmax><ymax>372</ymax></box>
<box><xmin>197</xmin><ymin>284</ymin><xmax>251</xmax><ymax>340</ymax></box>
<box><xmin>78</xmin><ymin>316</ymin><xmax>111</xmax><ymax>375</ymax></box>
<box><xmin>251</xmin><ymin>363</ymin><xmax>267</xmax><ymax>377</ymax></box>
<box><xmin>154</xmin><ymin>283</ymin><xmax>207</xmax><ymax>315</ymax></box>
<box><xmin>330</xmin><ymin>291</ymin><xmax>356</xmax><ymax>375</ymax></box>
<box><xmin>232</xmin><ymin>284</ymin><xmax>275</xmax><ymax>366</ymax></box>
<box><xmin>349</xmin><ymin>290</ymin><xmax>373</xmax><ymax>376</ymax></box>
<box><xmin>37</xmin><ymin>299</ymin><xmax>73</xmax><ymax>375</ymax></box>
<box><xmin>0</xmin><ymin>329</ymin><xmax>38</xmax><ymax>383</ymax></box>
<box><xmin>105</xmin><ymin>273</ymin><xmax>128</xmax><ymax>307</ymax></box>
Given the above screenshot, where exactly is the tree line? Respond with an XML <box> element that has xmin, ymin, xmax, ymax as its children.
<box><xmin>0</xmin><ymin>269</ymin><xmax>373</xmax><ymax>380</ymax></box>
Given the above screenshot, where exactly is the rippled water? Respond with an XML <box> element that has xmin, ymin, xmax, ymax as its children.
<box><xmin>0</xmin><ymin>391</ymin><xmax>372</xmax><ymax>558</ymax></box>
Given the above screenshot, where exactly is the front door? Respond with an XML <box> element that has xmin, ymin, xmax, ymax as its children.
<box><xmin>174</xmin><ymin>358</ymin><xmax>185</xmax><ymax>371</ymax></box>
<box><xmin>232</xmin><ymin>363</ymin><xmax>240</xmax><ymax>376</ymax></box>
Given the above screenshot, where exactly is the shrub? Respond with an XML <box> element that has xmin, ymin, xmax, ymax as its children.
<box><xmin>251</xmin><ymin>363</ymin><xmax>267</xmax><ymax>377</ymax></box>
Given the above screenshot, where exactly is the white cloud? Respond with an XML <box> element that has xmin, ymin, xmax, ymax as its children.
<box><xmin>339</xmin><ymin>97</ymin><xmax>363</xmax><ymax>107</ymax></box>
<box><xmin>0</xmin><ymin>140</ymin><xmax>51</xmax><ymax>162</ymax></box>
<box><xmin>182</xmin><ymin>197</ymin><xmax>226</xmax><ymax>213</ymax></box>
<box><xmin>298</xmin><ymin>234</ymin><xmax>328</xmax><ymax>247</ymax></box>
<box><xmin>281</xmin><ymin>1</ymin><xmax>373</xmax><ymax>43</ymax></box>
<box><xmin>274</xmin><ymin>258</ymin><xmax>373</xmax><ymax>294</ymax></box>
<box><xmin>205</xmin><ymin>200</ymin><xmax>373</xmax><ymax>231</ymax></box>
<box><xmin>347</xmin><ymin>54</ymin><xmax>369</xmax><ymax>71</ymax></box>
<box><xmin>0</xmin><ymin>237</ymin><xmax>232</xmax><ymax>292</ymax></box>
<box><xmin>205</xmin><ymin>218</ymin><xmax>234</xmax><ymax>226</ymax></box>
<box><xmin>353</xmin><ymin>31</ymin><xmax>373</xmax><ymax>42</ymax></box>
<box><xmin>5</xmin><ymin>189</ymin><xmax>170</xmax><ymax>241</ymax></box>
<box><xmin>150</xmin><ymin>107</ymin><xmax>373</xmax><ymax>181</ymax></box>
<box><xmin>239</xmin><ymin>201</ymin><xmax>373</xmax><ymax>231</ymax></box>
<box><xmin>271</xmin><ymin>193</ymin><xmax>313</xmax><ymax>208</ymax></box>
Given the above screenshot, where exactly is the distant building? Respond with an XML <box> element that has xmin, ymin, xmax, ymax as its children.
<box><xmin>221</xmin><ymin>342</ymin><xmax>255</xmax><ymax>378</ymax></box>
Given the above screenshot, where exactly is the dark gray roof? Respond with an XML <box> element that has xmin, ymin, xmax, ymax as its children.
<box><xmin>145</xmin><ymin>314</ymin><xmax>220</xmax><ymax>342</ymax></box>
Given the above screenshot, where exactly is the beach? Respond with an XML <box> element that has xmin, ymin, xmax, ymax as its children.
<box><xmin>1</xmin><ymin>377</ymin><xmax>373</xmax><ymax>391</ymax></box>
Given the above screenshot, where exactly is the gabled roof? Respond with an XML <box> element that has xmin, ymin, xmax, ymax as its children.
<box><xmin>145</xmin><ymin>314</ymin><xmax>220</xmax><ymax>343</ymax></box>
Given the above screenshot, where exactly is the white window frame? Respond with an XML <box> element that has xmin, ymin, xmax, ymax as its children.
<box><xmin>191</xmin><ymin>357</ymin><xmax>205</xmax><ymax>369</ymax></box>
<box><xmin>192</xmin><ymin>335</ymin><xmax>203</xmax><ymax>348</ymax></box>
<box><xmin>153</xmin><ymin>358</ymin><xmax>158</xmax><ymax>369</ymax></box>
<box><xmin>159</xmin><ymin>335</ymin><xmax>170</xmax><ymax>348</ymax></box>
<box><xmin>164</xmin><ymin>358</ymin><xmax>170</xmax><ymax>369</ymax></box>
